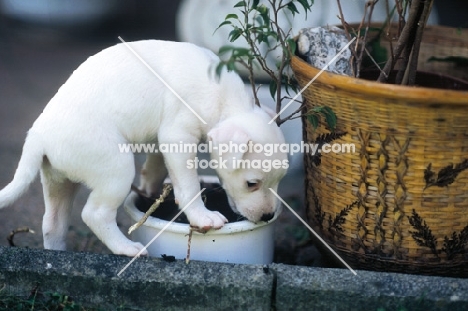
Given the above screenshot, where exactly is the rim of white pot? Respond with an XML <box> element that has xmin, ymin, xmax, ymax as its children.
<box><xmin>123</xmin><ymin>175</ymin><xmax>279</xmax><ymax>236</ymax></box>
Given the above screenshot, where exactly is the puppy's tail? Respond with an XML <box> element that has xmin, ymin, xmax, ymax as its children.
<box><xmin>0</xmin><ymin>131</ymin><xmax>43</xmax><ymax>209</ymax></box>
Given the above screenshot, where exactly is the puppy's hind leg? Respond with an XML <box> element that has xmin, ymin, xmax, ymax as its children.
<box><xmin>81</xmin><ymin>155</ymin><xmax>147</xmax><ymax>257</ymax></box>
<box><xmin>40</xmin><ymin>161</ymin><xmax>79</xmax><ymax>251</ymax></box>
<box><xmin>139</xmin><ymin>152</ymin><xmax>168</xmax><ymax>197</ymax></box>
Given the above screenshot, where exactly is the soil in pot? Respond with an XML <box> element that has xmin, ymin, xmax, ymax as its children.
<box><xmin>134</xmin><ymin>181</ymin><xmax>246</xmax><ymax>224</ymax></box>
<box><xmin>360</xmin><ymin>69</ymin><xmax>468</xmax><ymax>90</ymax></box>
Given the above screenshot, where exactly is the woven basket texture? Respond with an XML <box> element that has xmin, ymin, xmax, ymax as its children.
<box><xmin>292</xmin><ymin>25</ymin><xmax>468</xmax><ymax>276</ymax></box>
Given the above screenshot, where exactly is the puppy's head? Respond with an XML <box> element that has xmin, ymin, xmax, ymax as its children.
<box><xmin>207</xmin><ymin>107</ymin><xmax>288</xmax><ymax>223</ymax></box>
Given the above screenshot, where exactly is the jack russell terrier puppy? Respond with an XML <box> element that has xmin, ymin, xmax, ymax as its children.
<box><xmin>0</xmin><ymin>40</ymin><xmax>288</xmax><ymax>257</ymax></box>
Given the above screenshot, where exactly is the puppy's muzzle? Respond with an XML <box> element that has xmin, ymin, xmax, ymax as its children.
<box><xmin>226</xmin><ymin>194</ymin><xmax>276</xmax><ymax>223</ymax></box>
<box><xmin>260</xmin><ymin>212</ymin><xmax>275</xmax><ymax>222</ymax></box>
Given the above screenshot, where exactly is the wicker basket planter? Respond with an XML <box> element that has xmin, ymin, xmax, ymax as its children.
<box><xmin>292</xmin><ymin>25</ymin><xmax>468</xmax><ymax>276</ymax></box>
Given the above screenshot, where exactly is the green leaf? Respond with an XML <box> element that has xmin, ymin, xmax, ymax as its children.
<box><xmin>217</xmin><ymin>20</ymin><xmax>232</xmax><ymax>29</ymax></box>
<box><xmin>225</xmin><ymin>13</ymin><xmax>239</xmax><ymax>20</ymax></box>
<box><xmin>234</xmin><ymin>1</ymin><xmax>246</xmax><ymax>8</ymax></box>
<box><xmin>267</xmin><ymin>31</ymin><xmax>278</xmax><ymax>41</ymax></box>
<box><xmin>218</xmin><ymin>45</ymin><xmax>234</xmax><ymax>55</ymax></box>
<box><xmin>262</xmin><ymin>13</ymin><xmax>270</xmax><ymax>26</ymax></box>
<box><xmin>227</xmin><ymin>61</ymin><xmax>237</xmax><ymax>72</ymax></box>
<box><xmin>232</xmin><ymin>47</ymin><xmax>252</xmax><ymax>57</ymax></box>
<box><xmin>307</xmin><ymin>114</ymin><xmax>319</xmax><ymax>129</ymax></box>
<box><xmin>254</xmin><ymin>14</ymin><xmax>264</xmax><ymax>26</ymax></box>
<box><xmin>257</xmin><ymin>4</ymin><xmax>270</xmax><ymax>25</ymax></box>
<box><xmin>228</xmin><ymin>28</ymin><xmax>243</xmax><ymax>42</ymax></box>
<box><xmin>324</xmin><ymin>112</ymin><xmax>336</xmax><ymax>131</ymax></box>
<box><xmin>269</xmin><ymin>79</ymin><xmax>278</xmax><ymax>99</ymax></box>
<box><xmin>286</xmin><ymin>1</ymin><xmax>299</xmax><ymax>16</ymax></box>
<box><xmin>251</xmin><ymin>0</ymin><xmax>260</xmax><ymax>9</ymax></box>
<box><xmin>310</xmin><ymin>106</ymin><xmax>323</xmax><ymax>113</ymax></box>
<box><xmin>257</xmin><ymin>33</ymin><xmax>265</xmax><ymax>44</ymax></box>
<box><xmin>296</xmin><ymin>0</ymin><xmax>314</xmax><ymax>14</ymax></box>
<box><xmin>281</xmin><ymin>74</ymin><xmax>293</xmax><ymax>96</ymax></box>
<box><xmin>320</xmin><ymin>106</ymin><xmax>337</xmax><ymax>130</ymax></box>
<box><xmin>287</xmin><ymin>38</ymin><xmax>297</xmax><ymax>57</ymax></box>
<box><xmin>215</xmin><ymin>63</ymin><xmax>225</xmax><ymax>79</ymax></box>
<box><xmin>306</xmin><ymin>106</ymin><xmax>337</xmax><ymax>130</ymax></box>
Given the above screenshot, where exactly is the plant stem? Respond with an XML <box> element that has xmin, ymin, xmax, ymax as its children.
<box><xmin>240</xmin><ymin>58</ymin><xmax>261</xmax><ymax>106</ymax></box>
<box><xmin>377</xmin><ymin>0</ymin><xmax>423</xmax><ymax>83</ymax></box>
<box><xmin>242</xmin><ymin>1</ymin><xmax>261</xmax><ymax>106</ymax></box>
<box><xmin>395</xmin><ymin>20</ymin><xmax>418</xmax><ymax>84</ymax></box>
<box><xmin>277</xmin><ymin>101</ymin><xmax>305</xmax><ymax>126</ymax></box>
<box><xmin>403</xmin><ymin>0</ymin><xmax>434</xmax><ymax>85</ymax></box>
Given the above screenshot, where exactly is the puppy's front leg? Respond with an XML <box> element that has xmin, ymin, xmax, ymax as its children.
<box><xmin>167</xmin><ymin>153</ymin><xmax>227</xmax><ymax>230</ymax></box>
<box><xmin>160</xmin><ymin>134</ymin><xmax>227</xmax><ymax>231</ymax></box>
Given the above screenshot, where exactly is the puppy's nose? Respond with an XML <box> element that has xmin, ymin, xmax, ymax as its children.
<box><xmin>260</xmin><ymin>212</ymin><xmax>275</xmax><ymax>222</ymax></box>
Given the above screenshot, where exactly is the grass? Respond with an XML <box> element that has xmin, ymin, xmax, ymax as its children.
<box><xmin>0</xmin><ymin>290</ymin><xmax>91</xmax><ymax>311</ymax></box>
<box><xmin>0</xmin><ymin>286</ymin><xmax>143</xmax><ymax>311</ymax></box>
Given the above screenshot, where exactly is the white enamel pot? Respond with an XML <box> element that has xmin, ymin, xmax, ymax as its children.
<box><xmin>123</xmin><ymin>176</ymin><xmax>278</xmax><ymax>264</ymax></box>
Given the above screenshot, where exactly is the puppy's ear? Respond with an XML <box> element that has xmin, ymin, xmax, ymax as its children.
<box><xmin>207</xmin><ymin>122</ymin><xmax>251</xmax><ymax>162</ymax></box>
<box><xmin>207</xmin><ymin>124</ymin><xmax>250</xmax><ymax>145</ymax></box>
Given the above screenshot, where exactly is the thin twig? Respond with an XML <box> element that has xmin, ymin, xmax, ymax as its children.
<box><xmin>336</xmin><ymin>0</ymin><xmax>359</xmax><ymax>75</ymax></box>
<box><xmin>354</xmin><ymin>1</ymin><xmax>369</xmax><ymax>78</ymax></box>
<box><xmin>270</xmin><ymin>0</ymin><xmax>291</xmax><ymax>124</ymax></box>
<box><xmin>241</xmin><ymin>2</ymin><xmax>261</xmax><ymax>106</ymax></box>
<box><xmin>131</xmin><ymin>184</ymin><xmax>151</xmax><ymax>199</ymax></box>
<box><xmin>128</xmin><ymin>184</ymin><xmax>173</xmax><ymax>234</ymax></box>
<box><xmin>7</xmin><ymin>227</ymin><xmax>35</xmax><ymax>247</ymax></box>
<box><xmin>185</xmin><ymin>227</ymin><xmax>193</xmax><ymax>264</ymax></box>
<box><xmin>356</xmin><ymin>1</ymin><xmax>379</xmax><ymax>78</ymax></box>
<box><xmin>395</xmin><ymin>0</ymin><xmax>406</xmax><ymax>34</ymax></box>
<box><xmin>336</xmin><ymin>0</ymin><xmax>353</xmax><ymax>43</ymax></box>
<box><xmin>239</xmin><ymin>58</ymin><xmax>261</xmax><ymax>106</ymax></box>
<box><xmin>384</xmin><ymin>0</ymin><xmax>395</xmax><ymax>63</ymax></box>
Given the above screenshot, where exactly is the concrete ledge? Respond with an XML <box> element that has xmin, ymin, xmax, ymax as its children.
<box><xmin>273</xmin><ymin>264</ymin><xmax>468</xmax><ymax>311</ymax></box>
<box><xmin>1</xmin><ymin>246</ymin><xmax>468</xmax><ymax>310</ymax></box>
<box><xmin>0</xmin><ymin>246</ymin><xmax>273</xmax><ymax>310</ymax></box>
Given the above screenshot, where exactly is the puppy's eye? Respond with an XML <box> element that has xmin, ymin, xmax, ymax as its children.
<box><xmin>247</xmin><ymin>181</ymin><xmax>256</xmax><ymax>188</ymax></box>
<box><xmin>246</xmin><ymin>180</ymin><xmax>261</xmax><ymax>191</ymax></box>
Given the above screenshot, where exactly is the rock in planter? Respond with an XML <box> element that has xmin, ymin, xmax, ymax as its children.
<box><xmin>297</xmin><ymin>26</ymin><xmax>352</xmax><ymax>76</ymax></box>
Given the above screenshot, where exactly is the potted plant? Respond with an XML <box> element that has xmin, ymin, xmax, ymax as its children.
<box><xmin>290</xmin><ymin>0</ymin><xmax>468</xmax><ymax>276</ymax></box>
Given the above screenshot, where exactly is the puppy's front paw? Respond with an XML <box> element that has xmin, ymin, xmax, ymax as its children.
<box><xmin>189</xmin><ymin>210</ymin><xmax>228</xmax><ymax>232</ymax></box>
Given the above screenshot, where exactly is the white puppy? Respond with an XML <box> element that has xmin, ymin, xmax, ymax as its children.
<box><xmin>0</xmin><ymin>40</ymin><xmax>287</xmax><ymax>257</ymax></box>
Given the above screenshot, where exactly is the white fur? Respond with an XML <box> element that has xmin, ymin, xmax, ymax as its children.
<box><xmin>0</xmin><ymin>40</ymin><xmax>287</xmax><ymax>257</ymax></box>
